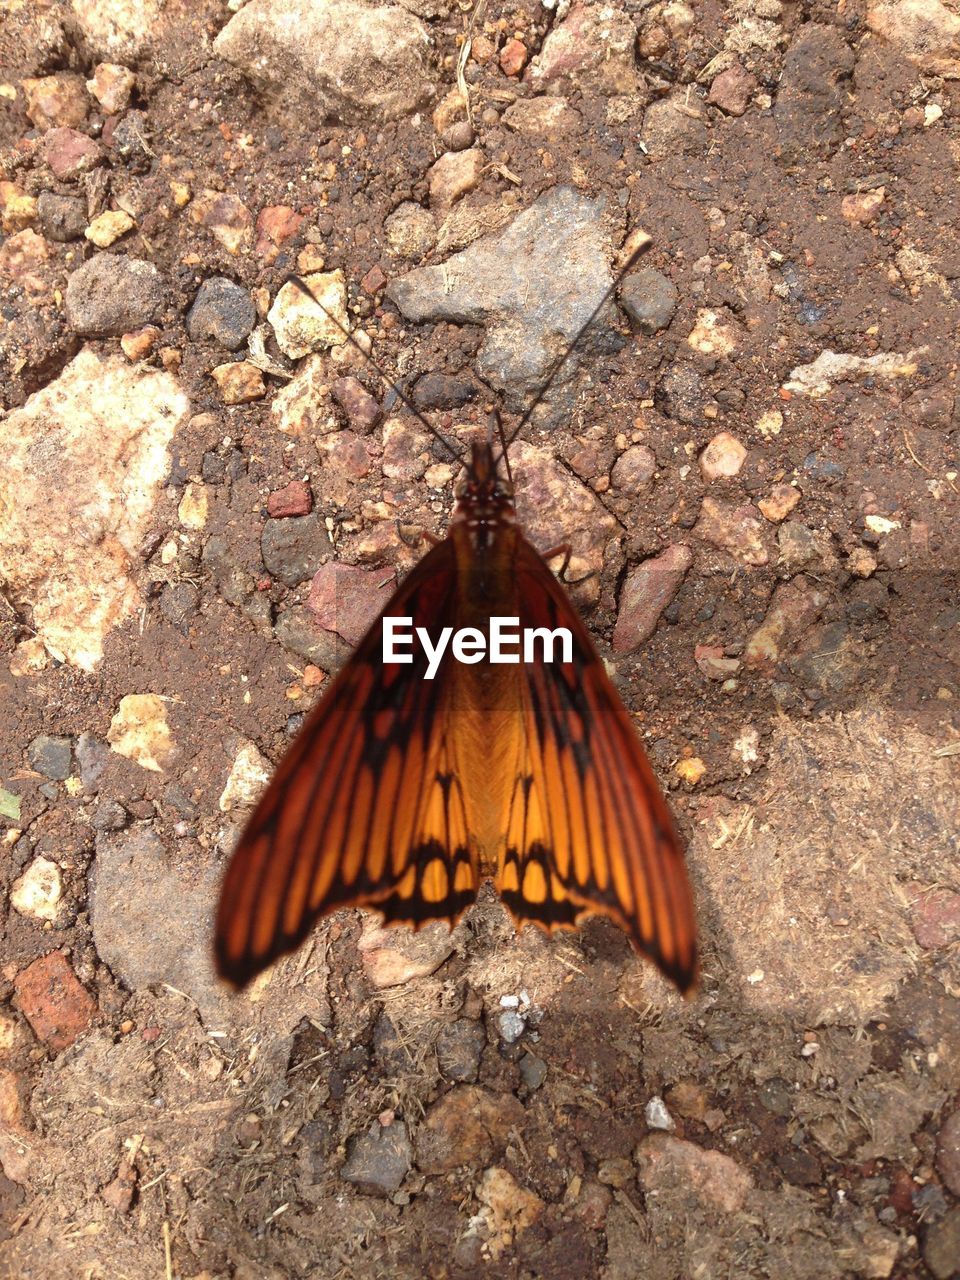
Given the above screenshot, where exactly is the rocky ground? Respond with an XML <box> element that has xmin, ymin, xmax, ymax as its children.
<box><xmin>2</xmin><ymin>0</ymin><xmax>960</xmax><ymax>1277</ymax></box>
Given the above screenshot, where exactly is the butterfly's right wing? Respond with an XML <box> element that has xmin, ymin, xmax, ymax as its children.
<box><xmin>215</xmin><ymin>538</ymin><xmax>479</xmax><ymax>988</ymax></box>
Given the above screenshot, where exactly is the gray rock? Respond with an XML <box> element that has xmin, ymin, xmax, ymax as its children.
<box><xmin>261</xmin><ymin>513</ymin><xmax>332</xmax><ymax>586</ymax></box>
<box><xmin>498</xmin><ymin>1010</ymin><xmax>526</xmax><ymax>1043</ymax></box>
<box><xmin>110</xmin><ymin>109</ymin><xmax>151</xmax><ymax>167</ymax></box>
<box><xmin>37</xmin><ymin>191</ymin><xmax>86</xmax><ymax>241</ymax></box>
<box><xmin>387</xmin><ymin>185</ymin><xmax>620</xmax><ymax>411</ymax></box>
<box><xmin>186</xmin><ymin>277</ymin><xmax>256</xmax><ymax>350</ymax></box>
<box><xmin>802</xmin><ymin>451</ymin><xmax>846</xmax><ymax>482</ymax></box>
<box><xmin>76</xmin><ymin>732</ymin><xmax>111</xmax><ymax>792</ymax></box>
<box><xmin>65</xmin><ymin>254</ymin><xmax>165</xmax><ymax>337</ymax></box>
<box><xmin>214</xmin><ymin>0</ymin><xmax>435</xmax><ymax>125</ymax></box>
<box><xmin>436</xmin><ymin>1018</ymin><xmax>486</xmax><ymax>1083</ymax></box>
<box><xmin>27</xmin><ymin>734</ymin><xmax>73</xmax><ymax>781</ymax></box>
<box><xmin>620</xmin><ymin>267</ymin><xmax>678</xmax><ymax>335</ymax></box>
<box><xmin>518</xmin><ymin>1051</ymin><xmax>548</xmax><ymax>1090</ymax></box>
<box><xmin>341</xmin><ymin>1119</ymin><xmax>412</xmax><ymax>1196</ymax></box>
<box><xmin>924</xmin><ymin>1206</ymin><xmax>960</xmax><ymax>1280</ymax></box>
<box><xmin>773</xmin><ymin>25</ymin><xmax>854</xmax><ymax>160</ymax></box>
<box><xmin>273</xmin><ymin>604</ymin><xmax>344</xmax><ymax>671</ymax></box>
<box><xmin>91</xmin><ymin>799</ymin><xmax>128</xmax><ymax>832</ymax></box>
<box><xmin>384</xmin><ymin>201</ymin><xmax>437</xmax><ymax>258</ymax></box>
<box><xmin>412</xmin><ymin>372</ymin><xmax>476</xmax><ymax>410</ymax></box>
<box><xmin>657</xmin><ymin>361</ymin><xmax>704</xmax><ymax>424</ymax></box>
<box><xmin>159</xmin><ymin>582</ymin><xmax>200</xmax><ymax>631</ymax></box>
<box><xmin>89</xmin><ymin>826</ymin><xmax>228</xmax><ymax>1026</ymax></box>
<box><xmin>201</xmin><ymin>535</ymin><xmax>255</xmax><ymax>606</ymax></box>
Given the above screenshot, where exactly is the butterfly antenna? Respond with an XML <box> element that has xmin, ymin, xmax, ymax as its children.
<box><xmin>493</xmin><ymin>409</ymin><xmax>513</xmax><ymax>486</ymax></box>
<box><xmin>284</xmin><ymin>275</ymin><xmax>463</xmax><ymax>462</ymax></box>
<box><xmin>505</xmin><ymin>232</ymin><xmax>653</xmax><ymax>446</ymax></box>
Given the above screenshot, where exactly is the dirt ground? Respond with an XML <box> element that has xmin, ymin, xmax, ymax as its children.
<box><xmin>2</xmin><ymin>1</ymin><xmax>960</xmax><ymax>1277</ymax></box>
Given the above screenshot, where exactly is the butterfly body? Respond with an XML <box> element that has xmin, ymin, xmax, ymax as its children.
<box><xmin>215</xmin><ymin>442</ymin><xmax>697</xmax><ymax>992</ymax></box>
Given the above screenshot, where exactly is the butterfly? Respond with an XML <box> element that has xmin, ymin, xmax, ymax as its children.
<box><xmin>214</xmin><ymin>242</ymin><xmax>697</xmax><ymax>994</ymax></box>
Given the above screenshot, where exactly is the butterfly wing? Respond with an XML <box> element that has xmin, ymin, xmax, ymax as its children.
<box><xmin>495</xmin><ymin>536</ymin><xmax>698</xmax><ymax>993</ymax></box>
<box><xmin>215</xmin><ymin>538</ymin><xmax>479</xmax><ymax>988</ymax></box>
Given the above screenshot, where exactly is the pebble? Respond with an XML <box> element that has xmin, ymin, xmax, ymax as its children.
<box><xmin>158</xmin><ymin>582</ymin><xmax>199</xmax><ymax>632</ymax></box>
<box><xmin>266</xmin><ymin>479</ymin><xmax>313</xmax><ymax>518</ymax></box>
<box><xmin>85</xmin><ymin>209</ymin><xmax>135</xmax><ymax>247</ymax></box>
<box><xmin>0</xmin><ymin>184</ymin><xmax>37</xmax><ymax>233</ymax></box>
<box><xmin>708</xmin><ymin>62</ymin><xmax>757</xmax><ymax>115</ymax></box>
<box><xmin>802</xmin><ymin>451</ymin><xmax>846</xmax><ymax>482</ymax></box>
<box><xmin>0</xmin><ymin>1069</ymin><xmax>31</xmax><ymax>1135</ymax></box>
<box><xmin>474</xmin><ymin>1167</ymin><xmax>544</xmax><ymax>1260</ymax></box>
<box><xmin>847</xmin><ymin>546</ymin><xmax>878</xmax><ymax>578</ymax></box>
<box><xmin>0</xmin><ymin>228</ymin><xmax>48</xmax><ymax>290</ymax></box>
<box><xmin>924</xmin><ymin>1207</ymin><xmax>960</xmax><ymax>1280</ymax></box>
<box><xmin>65</xmin><ymin>254</ymin><xmax>165</xmax><ymax>337</ymax></box>
<box><xmin>268</xmin><ymin>271</ymin><xmax>349</xmax><ymax>358</ymax></box>
<box><xmin>500</xmin><ymin>38</ymin><xmax>528</xmax><ymax>77</ymax></box>
<box><xmin>357</xmin><ymin>918</ymin><xmax>459</xmax><ymax>988</ymax></box>
<box><xmin>341</xmin><ymin>1119</ymin><xmax>413</xmax><ymax>1197</ymax></box>
<box><xmin>436</xmin><ymin>1019</ymin><xmax>487</xmax><ymax>1083</ymax></box>
<box><xmin>120</xmin><ymin>326</ymin><xmax>160</xmax><ymax>361</ymax></box>
<box><xmin>518</xmin><ymin>1052</ymin><xmax>548</xmax><ymax>1090</ymax></box>
<box><xmin>273</xmin><ymin>606</ymin><xmax>341</xmax><ymax>671</ymax></box>
<box><xmin>694</xmin><ymin>644</ymin><xmax>741</xmax><ymax>681</ymax></box>
<box><xmin>22</xmin><ymin>73</ymin><xmax>88</xmax><ymax>130</ymax></box>
<box><xmin>307</xmin><ymin>562</ymin><xmax>395</xmax><ymax>646</ymax></box>
<box><xmin>498</xmin><ymin>1010</ymin><xmax>526</xmax><ymax>1043</ymax></box>
<box><xmin>441</xmin><ymin>120</ymin><xmax>475</xmax><ymax>152</ymax></box>
<box><xmin>27</xmin><ymin>733</ymin><xmax>73</xmax><ymax>780</ymax></box>
<box><xmin>36</xmin><ymin>192</ymin><xmax>86</xmax><ymax>241</ymax></box>
<box><xmin>218</xmin><ymin>741</ymin><xmax>271</xmax><ymax>813</ymax></box>
<box><xmin>527</xmin><ymin>2</ymin><xmax>641</xmax><ymax>95</ymax></box>
<box><xmin>210</xmin><ymin>361</ymin><xmax>266</xmax><ymax>404</ymax></box>
<box><xmin>694</xmin><ymin>498</ymin><xmax>769</xmax><ymax>566</ymax></box>
<box><xmin>11</xmin><ymin>857</ymin><xmax>63</xmax><ymax>922</ymax></box>
<box><xmin>503</xmin><ymin>96</ymin><xmax>580</xmax><ymax>136</ymax></box>
<box><xmin>597</xmin><ymin>1158</ymin><xmax>634</xmax><ymax>1189</ymax></box>
<box><xmin>13</xmin><ymin>951</ymin><xmax>96</xmax><ymax>1053</ymax></box>
<box><xmin>910</xmin><ymin>886</ymin><xmax>960</xmax><ymax>950</ymax></box>
<box><xmin>428</xmin><ymin>147</ymin><xmax>484</xmax><ymax>210</ymax></box>
<box><xmin>101</xmin><ymin>1159</ymin><xmax>138</xmax><ymax>1213</ymax></box>
<box><xmin>384</xmin><ymin>201</ymin><xmax>437</xmax><ymax>258</ymax></box>
<box><xmin>186</xmin><ymin>277</ymin><xmax>256</xmax><ymax>350</ymax></box>
<box><xmin>743</xmin><ymin>580</ymin><xmax>828</xmax><ymax>674</ymax></box>
<box><xmin>620</xmin><ymin>266</ymin><xmax>678</xmax><ymax>335</ymax></box>
<box><xmin>76</xmin><ymin>733</ymin><xmax>111</xmax><ymax>793</ymax></box>
<box><xmin>687</xmin><ymin>307</ymin><xmax>742</xmax><ymax>357</ymax></box>
<box><xmin>107</xmin><ymin>693</ymin><xmax>177</xmax><ymax>773</ymax></box>
<box><xmin>187</xmin><ymin>189</ymin><xmax>253</xmax><ymax>255</ymax></box>
<box><xmin>658</xmin><ymin>361</ymin><xmax>704</xmax><ymax>424</ymax></box>
<box><xmin>841</xmin><ymin>188</ymin><xmax>885</xmax><ymax>224</ymax></box>
<box><xmin>255</xmin><ymin>204</ymin><xmax>304</xmax><ymax>260</ymax></box>
<box><xmin>382</xmin><ymin>417</ymin><xmax>429</xmax><ymax>482</ymax></box>
<box><xmin>568</xmin><ymin>1178</ymin><xmax>612</xmax><ymax>1230</ymax></box>
<box><xmin>42</xmin><ymin>127</ymin><xmax>101</xmax><ymax>181</ymax></box>
<box><xmin>612</xmin><ymin>544</ymin><xmax>693</xmax><ymax>653</ymax></box>
<box><xmin>675</xmin><ymin>757</ymin><xmax>706</xmax><ymax>786</ymax></box>
<box><xmin>414</xmin><ymin>1085</ymin><xmax>525</xmax><ymax>1175</ymax></box>
<box><xmin>635</xmin><ymin>1134</ymin><xmax>753</xmax><ymax>1213</ymax></box>
<box><xmin>87</xmin><ymin>63</ymin><xmax>136</xmax><ymax>114</ymax></box>
<box><xmin>645</xmin><ymin>1096</ymin><xmax>675</xmax><ymax>1131</ymax></box>
<box><xmin>91</xmin><ymin>799</ymin><xmax>128</xmax><ymax>832</ymax></box>
<box><xmin>412</xmin><ymin>372</ymin><xmax>476</xmax><ymax>410</ymax></box>
<box><xmin>642</xmin><ymin>93</ymin><xmax>709</xmax><ymax>160</ymax></box>
<box><xmin>178</xmin><ymin>482</ymin><xmax>208</xmax><ymax>530</ymax></box>
<box><xmin>758</xmin><ymin>484</ymin><xmax>801</xmax><ymax>523</ymax></box>
<box><xmin>699</xmin><ymin>431</ymin><xmax>747</xmax><ymax>481</ymax></box>
<box><xmin>607</xmin><ymin>444</ymin><xmax>655</xmax><ymax>494</ymax></box>
<box><xmin>331</xmin><ymin>376</ymin><xmax>381</xmax><ymax>432</ymax></box>
<box><xmin>261</xmin><ymin>513</ymin><xmax>332</xmax><ymax>587</ymax></box>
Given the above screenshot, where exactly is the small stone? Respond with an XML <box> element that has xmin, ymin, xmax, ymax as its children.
<box><xmin>499</xmin><ymin>1010</ymin><xmax>526</xmax><ymax>1043</ymax></box>
<box><xmin>65</xmin><ymin>254</ymin><xmax>165</xmax><ymax>337</ymax></box>
<box><xmin>924</xmin><ymin>1207</ymin><xmax>960</xmax><ymax>1280</ymax></box>
<box><xmin>708</xmin><ymin>63</ymin><xmax>757</xmax><ymax>115</ymax></box>
<box><xmin>385</xmin><ymin>202</ymin><xmax>438</xmax><ymax>258</ymax></box>
<box><xmin>261</xmin><ymin>513</ymin><xmax>331</xmax><ymax>587</ymax></box>
<box><xmin>635</xmin><ymin>1134</ymin><xmax>753</xmax><ymax>1213</ymax></box>
<box><xmin>360</xmin><ymin>263</ymin><xmax>387</xmax><ymax>295</ymax></box>
<box><xmin>756</xmin><ymin>408</ymin><xmax>784</xmax><ymax>437</ymax></box>
<box><xmin>503</xmin><ymin>96</ymin><xmax>580</xmax><ymax>136</ymax></box>
<box><xmin>0</xmin><ymin>228</ymin><xmax>48</xmax><ymax>291</ymax></box>
<box><xmin>341</xmin><ymin>1119</ymin><xmax>412</xmax><ymax>1196</ymax></box>
<box><xmin>358</xmin><ymin>917</ymin><xmax>460</xmax><ymax>988</ymax></box>
<box><xmin>412</xmin><ymin>372</ymin><xmax>476</xmax><ymax>411</ymax></box>
<box><xmin>107</xmin><ymin>694</ymin><xmax>177</xmax><ymax>773</ymax></box>
<box><xmin>10</xmin><ymin>638</ymin><xmax>49</xmax><ymax>678</ymax></box>
<box><xmin>210</xmin><ymin>361</ymin><xmax>265</xmax><ymax>404</ymax></box>
<box><xmin>267</xmin><ymin>479</ymin><xmax>313</xmax><ymax>518</ymax></box>
<box><xmin>699</xmin><ymin>431</ymin><xmax>747</xmax><ymax>481</ymax></box>
<box><xmin>331</xmin><ymin>376</ymin><xmax>381</xmax><ymax>432</ymax></box>
<box><xmin>645</xmin><ymin>1096</ymin><xmax>675</xmax><ymax>1131</ymax></box>
<box><xmin>415</xmin><ymin>1085</ymin><xmax>525</xmax><ymax>1175</ymax></box>
<box><xmin>620</xmin><ymin>267</ymin><xmax>678</xmax><ymax>335</ymax></box>
<box><xmin>743</xmin><ymin>579</ymin><xmax>828</xmax><ymax>674</ymax></box>
<box><xmin>694</xmin><ymin>497</ymin><xmax>769</xmax><ymax>566</ymax></box>
<box><xmin>87</xmin><ymin>63</ymin><xmax>136</xmax><ymax>114</ymax></box>
<box><xmin>120</xmin><ymin>326</ymin><xmax>160</xmax><ymax>361</ymax></box>
<box><xmin>382</xmin><ymin>417</ymin><xmax>429</xmax><ymax>482</ymax></box>
<box><xmin>22</xmin><ymin>74</ymin><xmax>88</xmax><ymax>130</ymax></box>
<box><xmin>219</xmin><ymin>741</ymin><xmax>271</xmax><ymax>812</ymax></box>
<box><xmin>307</xmin><ymin>562</ymin><xmax>396</xmax><ymax>646</ymax></box>
<box><xmin>13</xmin><ymin>951</ymin><xmax>96</xmax><ymax>1053</ymax></box>
<box><xmin>27</xmin><ymin>734</ymin><xmax>72</xmax><ymax>780</ymax></box>
<box><xmin>518</xmin><ymin>1052</ymin><xmax>548</xmax><ymax>1090</ymax></box>
<box><xmin>474</xmin><ymin>1167</ymin><xmax>544</xmax><ymax>1260</ymax></box>
<box><xmin>186</xmin><ymin>277</ymin><xmax>256</xmax><ymax>350</ymax></box>
<box><xmin>687</xmin><ymin>307</ymin><xmax>742</xmax><ymax>356</ymax></box>
<box><xmin>76</xmin><ymin>733</ymin><xmax>111</xmax><ymax>792</ymax></box>
<box><xmin>0</xmin><ymin>183</ymin><xmax>37</xmax><ymax>233</ymax></box>
<box><xmin>11</xmin><ymin>858</ymin><xmax>63</xmax><ymax>923</ymax></box>
<box><xmin>442</xmin><ymin>120</ymin><xmax>475</xmax><ymax>151</ymax></box>
<box><xmin>178</xmin><ymin>482</ymin><xmax>208</xmax><ymax>530</ymax></box>
<box><xmin>598</xmin><ymin>1158</ymin><xmax>634</xmax><ymax>1189</ymax></box>
<box><xmin>428</xmin><ymin>148</ymin><xmax>484</xmax><ymax>210</ymax></box>
<box><xmin>255</xmin><ymin>204</ymin><xmax>304</xmax><ymax>259</ymax></box>
<box><xmin>101</xmin><ymin>1159</ymin><xmax>137</xmax><ymax>1213</ymax></box>
<box><xmin>0</xmin><ymin>1069</ymin><xmax>30</xmax><ymax>1135</ymax></box>
<box><xmin>758</xmin><ymin>484</ymin><xmax>801</xmax><ymax>523</ymax></box>
<box><xmin>187</xmin><ymin>189</ymin><xmax>253</xmax><ymax>254</ymax></box>
<box><xmin>500</xmin><ymin>38</ymin><xmax>528</xmax><ymax>76</ymax></box>
<box><xmin>847</xmin><ymin>546</ymin><xmax>878</xmax><ymax>578</ymax></box>
<box><xmin>43</xmin><ymin>127</ymin><xmax>101</xmax><ymax>180</ymax></box>
<box><xmin>569</xmin><ymin>1178</ymin><xmax>612</xmax><ymax>1230</ymax></box>
<box><xmin>612</xmin><ymin>544</ymin><xmax>692</xmax><ymax>653</ymax></box>
<box><xmin>841</xmin><ymin>188</ymin><xmax>885</xmax><ymax>223</ymax></box>
<box><xmin>158</xmin><ymin>582</ymin><xmax>199</xmax><ymax>632</ymax></box>
<box><xmin>268</xmin><ymin>271</ymin><xmax>349</xmax><ymax>358</ymax></box>
<box><xmin>675</xmin><ymin>757</ymin><xmax>706</xmax><ymax>785</ymax></box>
<box><xmin>610</xmin><ymin>444</ymin><xmax>656</xmax><ymax>493</ymax></box>
<box><xmin>694</xmin><ymin>644</ymin><xmax>741</xmax><ymax>681</ymax></box>
<box><xmin>92</xmin><ymin>799</ymin><xmax>128</xmax><ymax>832</ymax></box>
<box><xmin>437</xmin><ymin>1019</ymin><xmax>487</xmax><ymax>1083</ymax></box>
<box><xmin>911</xmin><ymin>887</ymin><xmax>960</xmax><ymax>951</ymax></box>
<box><xmin>36</xmin><ymin>192</ymin><xmax>86</xmax><ymax>241</ymax></box>
<box><xmin>84</xmin><ymin>209</ymin><xmax>135</xmax><ymax>247</ymax></box>
<box><xmin>802</xmin><ymin>451</ymin><xmax>846</xmax><ymax>482</ymax></box>
<box><xmin>777</xmin><ymin>521</ymin><xmax>835</xmax><ymax>571</ymax></box>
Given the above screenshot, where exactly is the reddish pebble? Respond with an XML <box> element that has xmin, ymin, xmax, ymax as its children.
<box><xmin>267</xmin><ymin>479</ymin><xmax>314</xmax><ymax>518</ymax></box>
<box><xmin>909</xmin><ymin>885</ymin><xmax>960</xmax><ymax>949</ymax></box>
<box><xmin>360</xmin><ymin>263</ymin><xmax>387</xmax><ymax>295</ymax></box>
<box><xmin>141</xmin><ymin>1025</ymin><xmax>161</xmax><ymax>1042</ymax></box>
<box><xmin>13</xmin><ymin>951</ymin><xmax>96</xmax><ymax>1053</ymax></box>
<box><xmin>43</xmin><ymin>127</ymin><xmax>101</xmax><ymax>180</ymax></box>
<box><xmin>331</xmin><ymin>376</ymin><xmax>381</xmax><ymax>433</ymax></box>
<box><xmin>255</xmin><ymin>204</ymin><xmax>304</xmax><ymax>259</ymax></box>
<box><xmin>500</xmin><ymin>38</ymin><xmax>528</xmax><ymax>77</ymax></box>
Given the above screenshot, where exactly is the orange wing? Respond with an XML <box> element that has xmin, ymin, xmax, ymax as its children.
<box><xmin>495</xmin><ymin>536</ymin><xmax>698</xmax><ymax>993</ymax></box>
<box><xmin>214</xmin><ymin>539</ymin><xmax>479</xmax><ymax>988</ymax></box>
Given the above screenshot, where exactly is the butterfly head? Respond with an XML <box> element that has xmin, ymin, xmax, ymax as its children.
<box><xmin>453</xmin><ymin>441</ymin><xmax>515</xmax><ymax>529</ymax></box>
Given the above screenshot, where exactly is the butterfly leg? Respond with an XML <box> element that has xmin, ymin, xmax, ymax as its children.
<box><xmin>541</xmin><ymin>543</ymin><xmax>598</xmax><ymax>589</ymax></box>
<box><xmin>395</xmin><ymin>519</ymin><xmax>443</xmax><ymax>549</ymax></box>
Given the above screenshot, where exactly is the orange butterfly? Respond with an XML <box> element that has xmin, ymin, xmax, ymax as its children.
<box><xmin>215</xmin><ymin>434</ymin><xmax>697</xmax><ymax>993</ymax></box>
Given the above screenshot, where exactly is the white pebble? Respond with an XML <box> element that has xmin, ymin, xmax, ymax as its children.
<box><xmin>11</xmin><ymin>856</ymin><xmax>63</xmax><ymax>921</ymax></box>
<box><xmin>645</xmin><ymin>1096</ymin><xmax>675</xmax><ymax>1131</ymax></box>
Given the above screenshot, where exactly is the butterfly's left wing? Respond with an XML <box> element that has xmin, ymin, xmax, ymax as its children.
<box><xmin>215</xmin><ymin>538</ymin><xmax>480</xmax><ymax>988</ymax></box>
<box><xmin>495</xmin><ymin>536</ymin><xmax>698</xmax><ymax>993</ymax></box>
